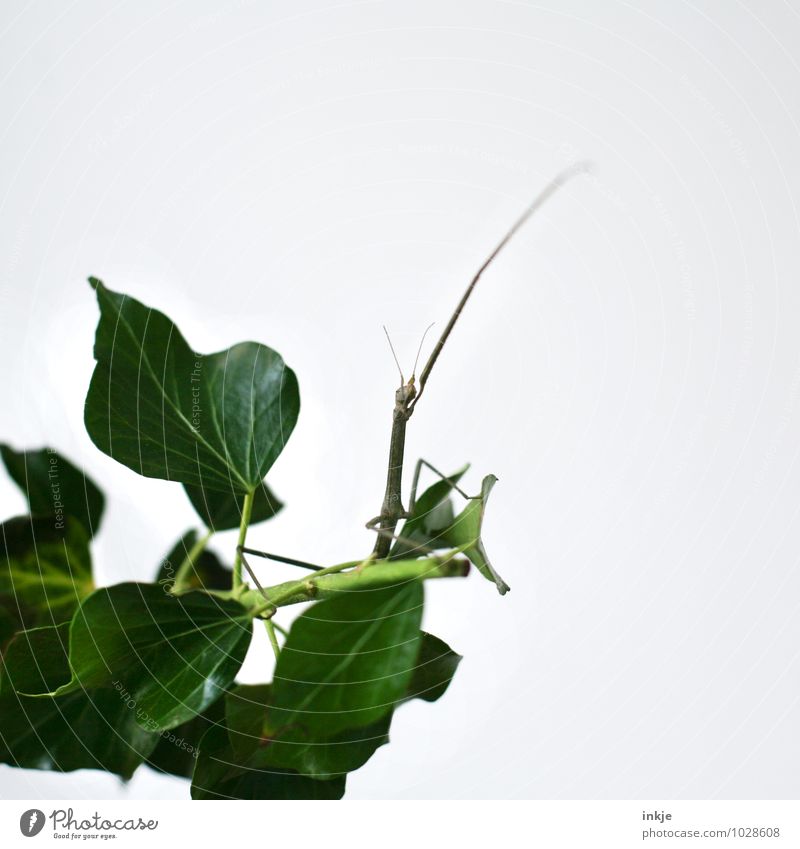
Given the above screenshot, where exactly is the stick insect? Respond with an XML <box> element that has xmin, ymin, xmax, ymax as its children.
<box><xmin>239</xmin><ymin>166</ymin><xmax>584</xmax><ymax>589</ymax></box>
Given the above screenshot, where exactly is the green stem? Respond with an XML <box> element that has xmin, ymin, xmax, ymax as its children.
<box><xmin>241</xmin><ymin>551</ymin><xmax>470</xmax><ymax>616</ymax></box>
<box><xmin>264</xmin><ymin>620</ymin><xmax>280</xmax><ymax>659</ymax></box>
<box><xmin>171</xmin><ymin>530</ymin><xmax>213</xmax><ymax>593</ymax></box>
<box><xmin>232</xmin><ymin>489</ymin><xmax>255</xmax><ymax>590</ymax></box>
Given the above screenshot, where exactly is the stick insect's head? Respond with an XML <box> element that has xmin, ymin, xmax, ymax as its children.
<box><xmin>395</xmin><ymin>375</ymin><xmax>417</xmax><ymax>408</ymax></box>
<box><xmin>383</xmin><ymin>323</ymin><xmax>434</xmax><ymax>412</ymax></box>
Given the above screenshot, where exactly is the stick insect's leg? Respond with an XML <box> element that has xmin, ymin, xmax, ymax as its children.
<box><xmin>408</xmin><ymin>458</ymin><xmax>477</xmax><ymax>513</ymax></box>
<box><xmin>361</xmin><ymin>516</ymin><xmax>387</xmax><ymax>568</ymax></box>
<box><xmin>365</xmin><ymin>523</ymin><xmax>438</xmax><ymax>558</ymax></box>
<box><xmin>237</xmin><ymin>545</ymin><xmax>323</xmax><ymax>572</ymax></box>
<box><xmin>237</xmin><ymin>549</ymin><xmax>279</xmax><ymax>619</ymax></box>
<box><xmin>237</xmin><ymin>548</ymin><xmax>269</xmax><ymax>595</ymax></box>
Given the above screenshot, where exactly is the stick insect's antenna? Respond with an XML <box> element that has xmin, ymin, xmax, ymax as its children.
<box><xmin>382</xmin><ymin>325</ymin><xmax>405</xmax><ymax>386</ymax></box>
<box><xmin>409</xmin><ymin>163</ymin><xmax>589</xmax><ymax>410</ymax></box>
<box><xmin>411</xmin><ymin>322</ymin><xmax>435</xmax><ymax>380</ymax></box>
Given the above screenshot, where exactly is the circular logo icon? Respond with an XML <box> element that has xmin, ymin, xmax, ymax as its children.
<box><xmin>19</xmin><ymin>809</ymin><xmax>46</xmax><ymax>837</ymax></box>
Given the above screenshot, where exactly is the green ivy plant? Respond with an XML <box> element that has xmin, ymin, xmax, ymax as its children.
<box><xmin>0</xmin><ymin>279</ymin><xmax>509</xmax><ymax>799</ymax></box>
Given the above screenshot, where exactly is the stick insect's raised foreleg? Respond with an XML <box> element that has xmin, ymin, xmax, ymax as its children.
<box><xmin>364</xmin><ymin>513</ymin><xmax>413</xmax><ymax>563</ymax></box>
<box><xmin>408</xmin><ymin>458</ymin><xmax>479</xmax><ymax>514</ymax></box>
<box><xmin>365</xmin><ymin>522</ymin><xmax>439</xmax><ymax>559</ymax></box>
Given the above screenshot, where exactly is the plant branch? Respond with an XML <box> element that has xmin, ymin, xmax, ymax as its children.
<box><xmin>270</xmin><ymin>620</ymin><xmax>289</xmax><ymax>637</ymax></box>
<box><xmin>171</xmin><ymin>529</ymin><xmax>213</xmax><ymax>593</ymax></box>
<box><xmin>241</xmin><ymin>551</ymin><xmax>470</xmax><ymax>616</ymax></box>
<box><xmin>232</xmin><ymin>489</ymin><xmax>255</xmax><ymax>590</ymax></box>
<box><xmin>264</xmin><ymin>620</ymin><xmax>280</xmax><ymax>659</ymax></box>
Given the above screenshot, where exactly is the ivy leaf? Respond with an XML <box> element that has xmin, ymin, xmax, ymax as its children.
<box><xmin>0</xmin><ymin>516</ymin><xmax>94</xmax><ymax>631</ymax></box>
<box><xmin>190</xmin><ymin>721</ymin><xmax>345</xmax><ymax>800</ymax></box>
<box><xmin>0</xmin><ymin>624</ymin><xmax>157</xmax><ymax>778</ymax></box>
<box><xmin>267</xmin><ymin>582</ymin><xmax>423</xmax><ymax>739</ymax></box>
<box><xmin>183</xmin><ymin>480</ymin><xmax>283</xmax><ymax>532</ymax></box>
<box><xmin>84</xmin><ymin>279</ymin><xmax>300</xmax><ymax>495</ymax></box>
<box><xmin>225</xmin><ymin>684</ymin><xmax>391</xmax><ymax>780</ymax></box>
<box><xmin>155</xmin><ymin>531</ymin><xmax>230</xmax><ymax>592</ymax></box>
<box><xmin>225</xmin><ymin>684</ymin><xmax>274</xmax><ymax>755</ymax></box>
<box><xmin>0</xmin><ymin>445</ymin><xmax>105</xmax><ymax>538</ymax></box>
<box><xmin>391</xmin><ymin>465</ymin><xmax>469</xmax><ymax>559</ymax></box>
<box><xmin>39</xmin><ymin>583</ymin><xmax>253</xmax><ymax>731</ymax></box>
<box><xmin>442</xmin><ymin>475</ymin><xmax>509</xmax><ymax>595</ymax></box>
<box><xmin>404</xmin><ymin>631</ymin><xmax>462</xmax><ymax>703</ymax></box>
<box><xmin>235</xmin><ymin>583</ymin><xmax>424</xmax><ymax>780</ymax></box>
<box><xmin>0</xmin><ymin>606</ymin><xmax>16</xmax><ymax>651</ymax></box>
<box><xmin>212</xmin><ymin>630</ymin><xmax>461</xmax><ymax>781</ymax></box>
<box><xmin>145</xmin><ymin>698</ymin><xmax>226</xmax><ymax>779</ymax></box>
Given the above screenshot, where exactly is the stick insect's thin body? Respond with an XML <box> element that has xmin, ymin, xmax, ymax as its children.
<box><xmin>368</xmin><ymin>381</ymin><xmax>415</xmax><ymax>558</ymax></box>
<box><xmin>366</xmin><ymin>166</ymin><xmax>585</xmax><ymax>559</ymax></box>
<box><xmin>239</xmin><ymin>165</ymin><xmax>585</xmax><ymax>581</ymax></box>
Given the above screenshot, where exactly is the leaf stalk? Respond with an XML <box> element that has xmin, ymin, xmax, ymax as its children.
<box><xmin>264</xmin><ymin>619</ymin><xmax>280</xmax><ymax>659</ymax></box>
<box><xmin>171</xmin><ymin>529</ymin><xmax>214</xmax><ymax>593</ymax></box>
<box><xmin>232</xmin><ymin>490</ymin><xmax>255</xmax><ymax>590</ymax></box>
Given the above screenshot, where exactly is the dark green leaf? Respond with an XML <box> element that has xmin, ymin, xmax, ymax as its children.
<box><xmin>145</xmin><ymin>697</ymin><xmax>226</xmax><ymax>779</ymax></box>
<box><xmin>84</xmin><ymin>279</ymin><xmax>300</xmax><ymax>495</ymax></box>
<box><xmin>225</xmin><ymin>684</ymin><xmax>273</xmax><ymax>757</ymax></box>
<box><xmin>404</xmin><ymin>631</ymin><xmax>462</xmax><ymax>703</ymax></box>
<box><xmin>0</xmin><ymin>516</ymin><xmax>94</xmax><ymax>631</ymax></box>
<box><xmin>267</xmin><ymin>582</ymin><xmax>423</xmax><ymax>739</ymax></box>
<box><xmin>183</xmin><ymin>480</ymin><xmax>282</xmax><ymax>532</ymax></box>
<box><xmin>191</xmin><ymin>722</ymin><xmax>345</xmax><ymax>800</ymax></box>
<box><xmin>41</xmin><ymin>583</ymin><xmax>252</xmax><ymax>731</ymax></box>
<box><xmin>391</xmin><ymin>465</ymin><xmax>469</xmax><ymax>559</ymax></box>
<box><xmin>0</xmin><ymin>624</ymin><xmax>157</xmax><ymax>778</ymax></box>
<box><xmin>225</xmin><ymin>684</ymin><xmax>390</xmax><ymax>780</ymax></box>
<box><xmin>0</xmin><ymin>605</ymin><xmax>17</xmax><ymax>651</ymax></box>
<box><xmin>0</xmin><ymin>624</ymin><xmax>72</xmax><ymax>694</ymax></box>
<box><xmin>216</xmin><ymin>629</ymin><xmax>460</xmax><ymax>779</ymax></box>
<box><xmin>0</xmin><ymin>445</ymin><xmax>105</xmax><ymax>537</ymax></box>
<box><xmin>442</xmin><ymin>475</ymin><xmax>509</xmax><ymax>595</ymax></box>
<box><xmin>197</xmin><ymin>587</ymin><xmax>431</xmax><ymax>784</ymax></box>
<box><xmin>155</xmin><ymin>530</ymin><xmax>230</xmax><ymax>592</ymax></box>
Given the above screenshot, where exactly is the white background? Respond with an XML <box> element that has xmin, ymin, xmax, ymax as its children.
<box><xmin>0</xmin><ymin>0</ymin><xmax>798</xmax><ymax>800</ymax></box>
